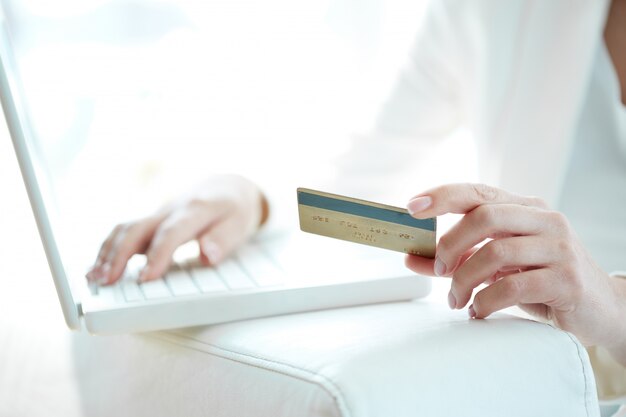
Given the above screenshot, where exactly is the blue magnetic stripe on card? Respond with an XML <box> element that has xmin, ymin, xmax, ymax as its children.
<box><xmin>298</xmin><ymin>191</ymin><xmax>435</xmax><ymax>231</ymax></box>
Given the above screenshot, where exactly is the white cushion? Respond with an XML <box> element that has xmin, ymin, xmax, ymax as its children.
<box><xmin>71</xmin><ymin>298</ymin><xmax>599</xmax><ymax>417</ymax></box>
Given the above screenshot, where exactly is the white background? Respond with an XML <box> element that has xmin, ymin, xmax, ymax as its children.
<box><xmin>0</xmin><ymin>1</ymin><xmax>478</xmax><ymax>415</ymax></box>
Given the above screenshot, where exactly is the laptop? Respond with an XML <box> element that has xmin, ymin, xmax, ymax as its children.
<box><xmin>0</xmin><ymin>13</ymin><xmax>431</xmax><ymax>335</ymax></box>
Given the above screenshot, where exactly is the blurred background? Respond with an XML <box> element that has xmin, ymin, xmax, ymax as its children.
<box><xmin>3</xmin><ymin>0</ymin><xmax>438</xmax><ymax>233</ymax></box>
<box><xmin>0</xmin><ymin>1</ymin><xmax>477</xmax><ymax>415</ymax></box>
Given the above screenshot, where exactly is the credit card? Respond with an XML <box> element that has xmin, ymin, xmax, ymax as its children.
<box><xmin>297</xmin><ymin>188</ymin><xmax>436</xmax><ymax>258</ymax></box>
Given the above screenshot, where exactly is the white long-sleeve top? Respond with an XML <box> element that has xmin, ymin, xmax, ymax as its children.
<box><xmin>333</xmin><ymin>0</ymin><xmax>625</xmax><ymax>405</ymax></box>
<box><xmin>260</xmin><ymin>0</ymin><xmax>625</xmax><ymax>403</ymax></box>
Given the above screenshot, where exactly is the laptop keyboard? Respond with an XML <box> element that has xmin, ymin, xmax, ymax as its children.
<box><xmin>95</xmin><ymin>244</ymin><xmax>286</xmax><ymax>304</ymax></box>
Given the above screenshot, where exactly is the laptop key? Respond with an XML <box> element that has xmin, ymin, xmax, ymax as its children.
<box><xmin>140</xmin><ymin>279</ymin><xmax>172</xmax><ymax>299</ymax></box>
<box><xmin>215</xmin><ymin>259</ymin><xmax>256</xmax><ymax>290</ymax></box>
<box><xmin>98</xmin><ymin>285</ymin><xmax>125</xmax><ymax>304</ymax></box>
<box><xmin>236</xmin><ymin>245</ymin><xmax>286</xmax><ymax>287</ymax></box>
<box><xmin>165</xmin><ymin>270</ymin><xmax>200</xmax><ymax>296</ymax></box>
<box><xmin>190</xmin><ymin>267</ymin><xmax>228</xmax><ymax>293</ymax></box>
<box><xmin>121</xmin><ymin>281</ymin><xmax>144</xmax><ymax>302</ymax></box>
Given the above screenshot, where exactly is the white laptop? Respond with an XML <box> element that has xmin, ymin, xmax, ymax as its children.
<box><xmin>0</xmin><ymin>14</ymin><xmax>431</xmax><ymax>335</ymax></box>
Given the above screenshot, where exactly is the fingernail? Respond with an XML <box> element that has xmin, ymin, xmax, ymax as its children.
<box><xmin>447</xmin><ymin>290</ymin><xmax>457</xmax><ymax>309</ymax></box>
<box><xmin>86</xmin><ymin>267</ymin><xmax>96</xmax><ymax>281</ymax></box>
<box><xmin>203</xmin><ymin>241</ymin><xmax>222</xmax><ymax>265</ymax></box>
<box><xmin>468</xmin><ymin>304</ymin><xmax>476</xmax><ymax>319</ymax></box>
<box><xmin>87</xmin><ymin>262</ymin><xmax>101</xmax><ymax>278</ymax></box>
<box><xmin>434</xmin><ymin>256</ymin><xmax>447</xmax><ymax>276</ymax></box>
<box><xmin>87</xmin><ymin>263</ymin><xmax>111</xmax><ymax>283</ymax></box>
<box><xmin>138</xmin><ymin>266</ymin><xmax>150</xmax><ymax>283</ymax></box>
<box><xmin>103</xmin><ymin>263</ymin><xmax>111</xmax><ymax>279</ymax></box>
<box><xmin>407</xmin><ymin>196</ymin><xmax>432</xmax><ymax>215</ymax></box>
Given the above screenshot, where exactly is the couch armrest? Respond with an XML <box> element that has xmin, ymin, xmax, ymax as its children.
<box><xmin>72</xmin><ymin>299</ymin><xmax>599</xmax><ymax>417</ymax></box>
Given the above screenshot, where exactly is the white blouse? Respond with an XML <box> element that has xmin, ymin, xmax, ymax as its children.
<box><xmin>558</xmin><ymin>39</ymin><xmax>626</xmax><ymax>410</ymax></box>
<box><xmin>558</xmin><ymin>39</ymin><xmax>626</xmax><ymax>274</ymax></box>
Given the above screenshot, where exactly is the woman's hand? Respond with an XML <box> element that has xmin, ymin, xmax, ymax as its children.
<box><xmin>86</xmin><ymin>174</ymin><xmax>268</xmax><ymax>285</ymax></box>
<box><xmin>404</xmin><ymin>183</ymin><xmax>626</xmax><ymax>361</ymax></box>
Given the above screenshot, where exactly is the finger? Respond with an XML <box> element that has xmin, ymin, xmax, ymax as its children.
<box><xmin>482</xmin><ymin>267</ymin><xmax>522</xmax><ymax>285</ymax></box>
<box><xmin>197</xmin><ymin>215</ymin><xmax>250</xmax><ymax>266</ymax></box>
<box><xmin>404</xmin><ymin>255</ymin><xmax>435</xmax><ymax>276</ymax></box>
<box><xmin>435</xmin><ymin>204</ymin><xmax>553</xmax><ymax>277</ymax></box>
<box><xmin>140</xmin><ymin>209</ymin><xmax>225</xmax><ymax>282</ymax></box>
<box><xmin>86</xmin><ymin>225</ymin><xmax>123</xmax><ymax>282</ymax></box>
<box><xmin>405</xmin><ymin>246</ymin><xmax>479</xmax><ymax>277</ymax></box>
<box><xmin>517</xmin><ymin>303</ymin><xmax>550</xmax><ymax>320</ymax></box>
<box><xmin>450</xmin><ymin>236</ymin><xmax>555</xmax><ymax>308</ymax></box>
<box><xmin>97</xmin><ymin>225</ymin><xmax>123</xmax><ymax>265</ymax></box>
<box><xmin>470</xmin><ymin>268</ymin><xmax>558</xmax><ymax>319</ymax></box>
<box><xmin>101</xmin><ymin>220</ymin><xmax>160</xmax><ymax>285</ymax></box>
<box><xmin>407</xmin><ymin>183</ymin><xmax>547</xmax><ymax>219</ymax></box>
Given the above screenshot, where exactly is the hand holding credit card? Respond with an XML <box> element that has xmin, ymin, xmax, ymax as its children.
<box><xmin>297</xmin><ymin>188</ymin><xmax>436</xmax><ymax>258</ymax></box>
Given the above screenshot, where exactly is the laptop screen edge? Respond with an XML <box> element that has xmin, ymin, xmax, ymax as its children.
<box><xmin>0</xmin><ymin>13</ymin><xmax>81</xmax><ymax>330</ymax></box>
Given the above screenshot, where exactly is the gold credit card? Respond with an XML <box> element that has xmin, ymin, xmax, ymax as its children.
<box><xmin>297</xmin><ymin>188</ymin><xmax>436</xmax><ymax>258</ymax></box>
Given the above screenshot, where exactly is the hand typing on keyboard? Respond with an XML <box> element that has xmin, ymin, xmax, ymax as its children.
<box><xmin>85</xmin><ymin>174</ymin><xmax>269</xmax><ymax>285</ymax></box>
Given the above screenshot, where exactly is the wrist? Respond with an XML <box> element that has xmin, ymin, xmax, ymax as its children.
<box><xmin>258</xmin><ymin>192</ymin><xmax>270</xmax><ymax>228</ymax></box>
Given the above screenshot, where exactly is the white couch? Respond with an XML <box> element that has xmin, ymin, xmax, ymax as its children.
<box><xmin>70</xmin><ymin>282</ymin><xmax>599</xmax><ymax>417</ymax></box>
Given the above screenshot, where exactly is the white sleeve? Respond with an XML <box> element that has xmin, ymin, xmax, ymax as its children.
<box><xmin>258</xmin><ymin>0</ymin><xmax>468</xmax><ymax>233</ymax></box>
<box><xmin>374</xmin><ymin>0</ymin><xmax>464</xmax><ymax>139</ymax></box>
<box><xmin>587</xmin><ymin>345</ymin><xmax>626</xmax><ymax>405</ymax></box>
<box><xmin>587</xmin><ymin>272</ymin><xmax>626</xmax><ymax>405</ymax></box>
<box><xmin>329</xmin><ymin>0</ymin><xmax>467</xmax><ymax>204</ymax></box>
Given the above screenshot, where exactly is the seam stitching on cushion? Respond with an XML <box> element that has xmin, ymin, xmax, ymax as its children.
<box><xmin>152</xmin><ymin>333</ymin><xmax>352</xmax><ymax>417</ymax></box>
<box><xmin>533</xmin><ymin>321</ymin><xmax>594</xmax><ymax>417</ymax></box>
<box><xmin>563</xmin><ymin>331</ymin><xmax>592</xmax><ymax>417</ymax></box>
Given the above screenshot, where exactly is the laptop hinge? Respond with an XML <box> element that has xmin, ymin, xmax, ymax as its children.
<box><xmin>76</xmin><ymin>302</ymin><xmax>83</xmax><ymax>317</ymax></box>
